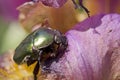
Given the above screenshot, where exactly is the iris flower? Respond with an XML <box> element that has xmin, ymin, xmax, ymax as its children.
<box><xmin>46</xmin><ymin>14</ymin><xmax>120</xmax><ymax>80</ymax></box>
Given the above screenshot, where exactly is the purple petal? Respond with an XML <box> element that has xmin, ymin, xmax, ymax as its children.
<box><xmin>46</xmin><ymin>14</ymin><xmax>120</xmax><ymax>80</ymax></box>
<box><xmin>39</xmin><ymin>0</ymin><xmax>67</xmax><ymax>8</ymax></box>
<box><xmin>0</xmin><ymin>0</ymin><xmax>29</xmax><ymax>21</ymax></box>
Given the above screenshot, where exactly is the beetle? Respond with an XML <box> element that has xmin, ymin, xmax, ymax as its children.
<box><xmin>13</xmin><ymin>27</ymin><xmax>68</xmax><ymax>80</ymax></box>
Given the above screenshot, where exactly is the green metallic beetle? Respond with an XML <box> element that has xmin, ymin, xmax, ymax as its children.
<box><xmin>13</xmin><ymin>27</ymin><xmax>68</xmax><ymax>80</ymax></box>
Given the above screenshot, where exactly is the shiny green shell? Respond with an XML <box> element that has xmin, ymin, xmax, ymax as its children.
<box><xmin>13</xmin><ymin>27</ymin><xmax>57</xmax><ymax>64</ymax></box>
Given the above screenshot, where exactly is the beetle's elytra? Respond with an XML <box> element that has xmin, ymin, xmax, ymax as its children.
<box><xmin>13</xmin><ymin>27</ymin><xmax>68</xmax><ymax>80</ymax></box>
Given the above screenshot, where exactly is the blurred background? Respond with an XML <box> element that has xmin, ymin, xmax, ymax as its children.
<box><xmin>0</xmin><ymin>0</ymin><xmax>120</xmax><ymax>54</ymax></box>
<box><xmin>0</xmin><ymin>0</ymin><xmax>30</xmax><ymax>54</ymax></box>
<box><xmin>0</xmin><ymin>0</ymin><xmax>120</xmax><ymax>80</ymax></box>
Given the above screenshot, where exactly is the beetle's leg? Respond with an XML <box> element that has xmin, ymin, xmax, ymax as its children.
<box><xmin>27</xmin><ymin>58</ymin><xmax>36</xmax><ymax>66</ymax></box>
<box><xmin>38</xmin><ymin>50</ymin><xmax>42</xmax><ymax>65</ymax></box>
<box><xmin>33</xmin><ymin>61</ymin><xmax>39</xmax><ymax>80</ymax></box>
<box><xmin>48</xmin><ymin>44</ymin><xmax>57</xmax><ymax>57</ymax></box>
<box><xmin>41</xmin><ymin>65</ymin><xmax>51</xmax><ymax>73</ymax></box>
<box><xmin>33</xmin><ymin>50</ymin><xmax>42</xmax><ymax>80</ymax></box>
<box><xmin>58</xmin><ymin>43</ymin><xmax>68</xmax><ymax>53</ymax></box>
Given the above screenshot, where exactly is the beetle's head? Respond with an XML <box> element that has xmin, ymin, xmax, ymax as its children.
<box><xmin>54</xmin><ymin>30</ymin><xmax>68</xmax><ymax>46</ymax></box>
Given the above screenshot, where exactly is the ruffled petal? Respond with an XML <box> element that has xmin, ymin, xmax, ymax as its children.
<box><xmin>47</xmin><ymin>14</ymin><xmax>120</xmax><ymax>80</ymax></box>
<box><xmin>39</xmin><ymin>0</ymin><xmax>67</xmax><ymax>8</ymax></box>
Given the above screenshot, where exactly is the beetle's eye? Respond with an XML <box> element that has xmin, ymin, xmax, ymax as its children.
<box><xmin>54</xmin><ymin>35</ymin><xmax>61</xmax><ymax>44</ymax></box>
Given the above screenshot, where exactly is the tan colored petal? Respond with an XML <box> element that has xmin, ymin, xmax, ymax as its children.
<box><xmin>18</xmin><ymin>0</ymin><xmax>78</xmax><ymax>33</ymax></box>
